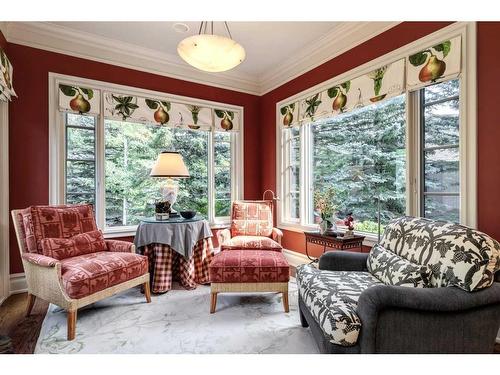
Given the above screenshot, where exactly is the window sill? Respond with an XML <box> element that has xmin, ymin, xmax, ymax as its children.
<box><xmin>102</xmin><ymin>220</ymin><xmax>231</xmax><ymax>239</ymax></box>
<box><xmin>278</xmin><ymin>222</ymin><xmax>379</xmax><ymax>248</ymax></box>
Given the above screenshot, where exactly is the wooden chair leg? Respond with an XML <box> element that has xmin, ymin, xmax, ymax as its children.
<box><xmin>282</xmin><ymin>291</ymin><xmax>289</xmax><ymax>313</ymax></box>
<box><xmin>67</xmin><ymin>310</ymin><xmax>77</xmax><ymax>341</ymax></box>
<box><xmin>210</xmin><ymin>292</ymin><xmax>218</xmax><ymax>314</ymax></box>
<box><xmin>144</xmin><ymin>281</ymin><xmax>152</xmax><ymax>303</ymax></box>
<box><xmin>25</xmin><ymin>293</ymin><xmax>36</xmax><ymax>317</ymax></box>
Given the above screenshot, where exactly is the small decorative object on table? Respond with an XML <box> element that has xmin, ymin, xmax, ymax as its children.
<box><xmin>155</xmin><ymin>201</ymin><xmax>171</xmax><ymax>221</ymax></box>
<box><xmin>314</xmin><ymin>187</ymin><xmax>338</xmax><ymax>236</ymax></box>
<box><xmin>343</xmin><ymin>212</ymin><xmax>355</xmax><ymax>238</ymax></box>
<box><xmin>180</xmin><ymin>210</ymin><xmax>197</xmax><ymax>220</ymax></box>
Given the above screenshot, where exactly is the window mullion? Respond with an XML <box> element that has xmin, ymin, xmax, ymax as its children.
<box><xmin>207</xmin><ymin>130</ymin><xmax>215</xmax><ymax>223</ymax></box>
<box><xmin>300</xmin><ymin>124</ymin><xmax>311</xmax><ymax>226</ymax></box>
<box><xmin>96</xmin><ymin>113</ymin><xmax>105</xmax><ymax>230</ymax></box>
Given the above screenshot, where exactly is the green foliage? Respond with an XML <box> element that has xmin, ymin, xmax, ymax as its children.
<box><xmin>112</xmin><ymin>95</ymin><xmax>140</xmax><ymax>120</ymax></box>
<box><xmin>409</xmin><ymin>51</ymin><xmax>428</xmax><ymax>66</ymax></box>
<box><xmin>59</xmin><ymin>84</ymin><xmax>76</xmax><ymax>97</ymax></box>
<box><xmin>304</xmin><ymin>93</ymin><xmax>322</xmax><ymax>119</ymax></box>
<box><xmin>311</xmin><ymin>95</ymin><xmax>407</xmax><ymax>234</ymax></box>
<box><xmin>432</xmin><ymin>40</ymin><xmax>451</xmax><ymax>58</ymax></box>
<box><xmin>80</xmin><ymin>88</ymin><xmax>94</xmax><ymax>100</ymax></box>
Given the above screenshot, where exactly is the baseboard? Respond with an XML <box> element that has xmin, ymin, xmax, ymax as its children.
<box><xmin>10</xmin><ymin>272</ymin><xmax>27</xmax><ymax>295</ymax></box>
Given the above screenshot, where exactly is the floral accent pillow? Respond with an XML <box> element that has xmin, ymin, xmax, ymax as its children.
<box><xmin>367</xmin><ymin>244</ymin><xmax>431</xmax><ymax>288</ymax></box>
<box><xmin>41</xmin><ymin>230</ymin><xmax>107</xmax><ymax>260</ymax></box>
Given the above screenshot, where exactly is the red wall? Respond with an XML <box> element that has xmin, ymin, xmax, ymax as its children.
<box><xmin>6</xmin><ymin>44</ymin><xmax>261</xmax><ymax>273</ymax></box>
<box><xmin>0</xmin><ymin>29</ymin><xmax>6</xmax><ymax>49</ymax></box>
<box><xmin>477</xmin><ymin>22</ymin><xmax>500</xmax><ymax>242</ymax></box>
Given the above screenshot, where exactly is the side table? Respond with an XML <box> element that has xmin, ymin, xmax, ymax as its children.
<box><xmin>304</xmin><ymin>231</ymin><xmax>365</xmax><ymax>263</ymax></box>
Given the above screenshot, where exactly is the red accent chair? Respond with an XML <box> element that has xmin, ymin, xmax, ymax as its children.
<box><xmin>11</xmin><ymin>204</ymin><xmax>151</xmax><ymax>340</ymax></box>
<box><xmin>209</xmin><ymin>200</ymin><xmax>290</xmax><ymax>313</ymax></box>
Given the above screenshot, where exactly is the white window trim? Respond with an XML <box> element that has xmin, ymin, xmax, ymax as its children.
<box><xmin>276</xmin><ymin>22</ymin><xmax>477</xmax><ymax>244</ymax></box>
<box><xmin>49</xmin><ymin>73</ymin><xmax>244</xmax><ymax>238</ymax></box>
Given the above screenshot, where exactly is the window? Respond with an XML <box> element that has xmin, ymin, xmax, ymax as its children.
<box><xmin>104</xmin><ymin>120</ymin><xmax>210</xmax><ymax>227</ymax></box>
<box><xmin>54</xmin><ymin>77</ymin><xmax>243</xmax><ymax>235</ymax></box>
<box><xmin>214</xmin><ymin>132</ymin><xmax>232</xmax><ymax>217</ymax></box>
<box><xmin>278</xmin><ymin>76</ymin><xmax>469</xmax><ymax>238</ymax></box>
<box><xmin>310</xmin><ymin>95</ymin><xmax>406</xmax><ymax>233</ymax></box>
<box><xmin>282</xmin><ymin>126</ymin><xmax>301</xmax><ymax>222</ymax></box>
<box><xmin>65</xmin><ymin>113</ymin><xmax>96</xmax><ymax>208</ymax></box>
<box><xmin>420</xmin><ymin>79</ymin><xmax>460</xmax><ymax>222</ymax></box>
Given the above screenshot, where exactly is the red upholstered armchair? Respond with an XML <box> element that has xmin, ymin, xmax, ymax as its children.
<box><xmin>11</xmin><ymin>204</ymin><xmax>151</xmax><ymax>340</ymax></box>
<box><xmin>216</xmin><ymin>200</ymin><xmax>283</xmax><ymax>251</ymax></box>
<box><xmin>209</xmin><ymin>200</ymin><xmax>289</xmax><ymax>313</ymax></box>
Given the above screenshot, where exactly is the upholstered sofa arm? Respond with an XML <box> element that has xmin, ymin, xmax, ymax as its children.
<box><xmin>216</xmin><ymin>228</ymin><xmax>232</xmax><ymax>248</ymax></box>
<box><xmin>272</xmin><ymin>228</ymin><xmax>283</xmax><ymax>244</ymax></box>
<box><xmin>319</xmin><ymin>251</ymin><xmax>369</xmax><ymax>272</ymax></box>
<box><xmin>22</xmin><ymin>252</ymin><xmax>59</xmax><ymax>267</ymax></box>
<box><xmin>356</xmin><ymin>283</ymin><xmax>500</xmax><ymax>353</ymax></box>
<box><xmin>358</xmin><ymin>283</ymin><xmax>500</xmax><ymax>314</ymax></box>
<box><xmin>105</xmin><ymin>240</ymin><xmax>136</xmax><ymax>253</ymax></box>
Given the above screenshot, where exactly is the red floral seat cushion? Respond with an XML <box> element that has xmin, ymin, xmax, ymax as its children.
<box><xmin>221</xmin><ymin>236</ymin><xmax>282</xmax><ymax>251</ymax></box>
<box><xmin>209</xmin><ymin>250</ymin><xmax>290</xmax><ymax>283</ymax></box>
<box><xmin>41</xmin><ymin>230</ymin><xmax>107</xmax><ymax>260</ymax></box>
<box><xmin>61</xmin><ymin>252</ymin><xmax>148</xmax><ymax>299</ymax></box>
<box><xmin>30</xmin><ymin>204</ymin><xmax>98</xmax><ymax>254</ymax></box>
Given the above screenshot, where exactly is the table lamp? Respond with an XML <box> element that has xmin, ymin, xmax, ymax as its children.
<box><xmin>150</xmin><ymin>151</ymin><xmax>190</xmax><ymax>219</ymax></box>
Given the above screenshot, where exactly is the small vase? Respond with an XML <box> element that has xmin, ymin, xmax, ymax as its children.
<box><xmin>319</xmin><ymin>219</ymin><xmax>332</xmax><ymax>235</ymax></box>
<box><xmin>344</xmin><ymin>229</ymin><xmax>354</xmax><ymax>238</ymax></box>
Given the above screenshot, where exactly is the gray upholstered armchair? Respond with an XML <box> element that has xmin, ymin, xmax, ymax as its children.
<box><xmin>297</xmin><ymin>217</ymin><xmax>500</xmax><ymax>354</ymax></box>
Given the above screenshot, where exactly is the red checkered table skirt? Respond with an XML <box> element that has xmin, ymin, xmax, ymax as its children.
<box><xmin>138</xmin><ymin>238</ymin><xmax>214</xmax><ymax>293</ymax></box>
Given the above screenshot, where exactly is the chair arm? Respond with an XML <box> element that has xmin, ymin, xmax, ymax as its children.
<box><xmin>216</xmin><ymin>228</ymin><xmax>232</xmax><ymax>248</ymax></box>
<box><xmin>22</xmin><ymin>252</ymin><xmax>59</xmax><ymax>267</ymax></box>
<box><xmin>318</xmin><ymin>251</ymin><xmax>368</xmax><ymax>272</ymax></box>
<box><xmin>357</xmin><ymin>282</ymin><xmax>500</xmax><ymax>314</ymax></box>
<box><xmin>271</xmin><ymin>228</ymin><xmax>283</xmax><ymax>245</ymax></box>
<box><xmin>105</xmin><ymin>239</ymin><xmax>136</xmax><ymax>253</ymax></box>
<box><xmin>356</xmin><ymin>283</ymin><xmax>500</xmax><ymax>353</ymax></box>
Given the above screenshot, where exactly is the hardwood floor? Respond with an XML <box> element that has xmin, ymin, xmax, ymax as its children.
<box><xmin>0</xmin><ymin>291</ymin><xmax>499</xmax><ymax>354</ymax></box>
<box><xmin>0</xmin><ymin>293</ymin><xmax>48</xmax><ymax>354</ymax></box>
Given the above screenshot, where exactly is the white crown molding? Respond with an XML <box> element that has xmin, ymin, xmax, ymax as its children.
<box><xmin>4</xmin><ymin>22</ymin><xmax>261</xmax><ymax>95</ymax></box>
<box><xmin>3</xmin><ymin>21</ymin><xmax>399</xmax><ymax>96</ymax></box>
<box><xmin>258</xmin><ymin>21</ymin><xmax>401</xmax><ymax>95</ymax></box>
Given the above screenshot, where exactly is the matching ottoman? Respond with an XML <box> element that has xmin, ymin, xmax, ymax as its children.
<box><xmin>208</xmin><ymin>249</ymin><xmax>290</xmax><ymax>313</ymax></box>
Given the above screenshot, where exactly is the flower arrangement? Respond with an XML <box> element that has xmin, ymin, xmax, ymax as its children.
<box><xmin>344</xmin><ymin>213</ymin><xmax>354</xmax><ymax>230</ymax></box>
<box><xmin>314</xmin><ymin>187</ymin><xmax>337</xmax><ymax>234</ymax></box>
<box><xmin>343</xmin><ymin>212</ymin><xmax>355</xmax><ymax>238</ymax></box>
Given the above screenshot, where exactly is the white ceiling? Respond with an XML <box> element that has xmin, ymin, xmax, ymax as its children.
<box><xmin>50</xmin><ymin>22</ymin><xmax>337</xmax><ymax>78</ymax></box>
<box><xmin>2</xmin><ymin>21</ymin><xmax>399</xmax><ymax>94</ymax></box>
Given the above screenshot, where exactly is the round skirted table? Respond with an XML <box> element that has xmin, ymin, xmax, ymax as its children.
<box><xmin>134</xmin><ymin>216</ymin><xmax>214</xmax><ymax>293</ymax></box>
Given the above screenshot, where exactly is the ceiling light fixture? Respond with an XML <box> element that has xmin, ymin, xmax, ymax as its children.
<box><xmin>177</xmin><ymin>21</ymin><xmax>246</xmax><ymax>73</ymax></box>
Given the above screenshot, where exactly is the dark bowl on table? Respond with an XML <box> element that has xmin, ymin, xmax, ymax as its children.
<box><xmin>180</xmin><ymin>210</ymin><xmax>197</xmax><ymax>220</ymax></box>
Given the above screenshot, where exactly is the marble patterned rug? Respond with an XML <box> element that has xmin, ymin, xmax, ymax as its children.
<box><xmin>35</xmin><ymin>279</ymin><xmax>319</xmax><ymax>354</ymax></box>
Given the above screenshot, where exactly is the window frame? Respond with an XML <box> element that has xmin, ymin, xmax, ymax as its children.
<box><xmin>276</xmin><ymin>22</ymin><xmax>477</xmax><ymax>245</ymax></box>
<box><xmin>49</xmin><ymin>73</ymin><xmax>244</xmax><ymax>237</ymax></box>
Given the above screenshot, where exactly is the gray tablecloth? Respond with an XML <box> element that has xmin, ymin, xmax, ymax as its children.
<box><xmin>134</xmin><ymin>219</ymin><xmax>212</xmax><ymax>258</ymax></box>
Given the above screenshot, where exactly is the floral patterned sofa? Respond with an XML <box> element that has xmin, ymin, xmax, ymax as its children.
<box><xmin>296</xmin><ymin>216</ymin><xmax>500</xmax><ymax>353</ymax></box>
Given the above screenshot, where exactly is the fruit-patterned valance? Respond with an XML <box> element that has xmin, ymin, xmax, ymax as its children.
<box><xmin>407</xmin><ymin>36</ymin><xmax>461</xmax><ymax>91</ymax></box>
<box><xmin>280</xmin><ymin>58</ymin><xmax>405</xmax><ymax>127</ymax></box>
<box><xmin>0</xmin><ymin>48</ymin><xmax>17</xmax><ymax>102</ymax></box>
<box><xmin>59</xmin><ymin>84</ymin><xmax>101</xmax><ymax>115</ymax></box>
<box><xmin>101</xmin><ymin>92</ymin><xmax>239</xmax><ymax>132</ymax></box>
<box><xmin>279</xmin><ymin>34</ymin><xmax>463</xmax><ymax>128</ymax></box>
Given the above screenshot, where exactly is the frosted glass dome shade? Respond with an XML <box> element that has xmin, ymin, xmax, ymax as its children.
<box><xmin>177</xmin><ymin>34</ymin><xmax>246</xmax><ymax>73</ymax></box>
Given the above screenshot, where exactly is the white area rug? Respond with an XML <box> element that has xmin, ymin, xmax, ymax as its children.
<box><xmin>35</xmin><ymin>279</ymin><xmax>318</xmax><ymax>354</ymax></box>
